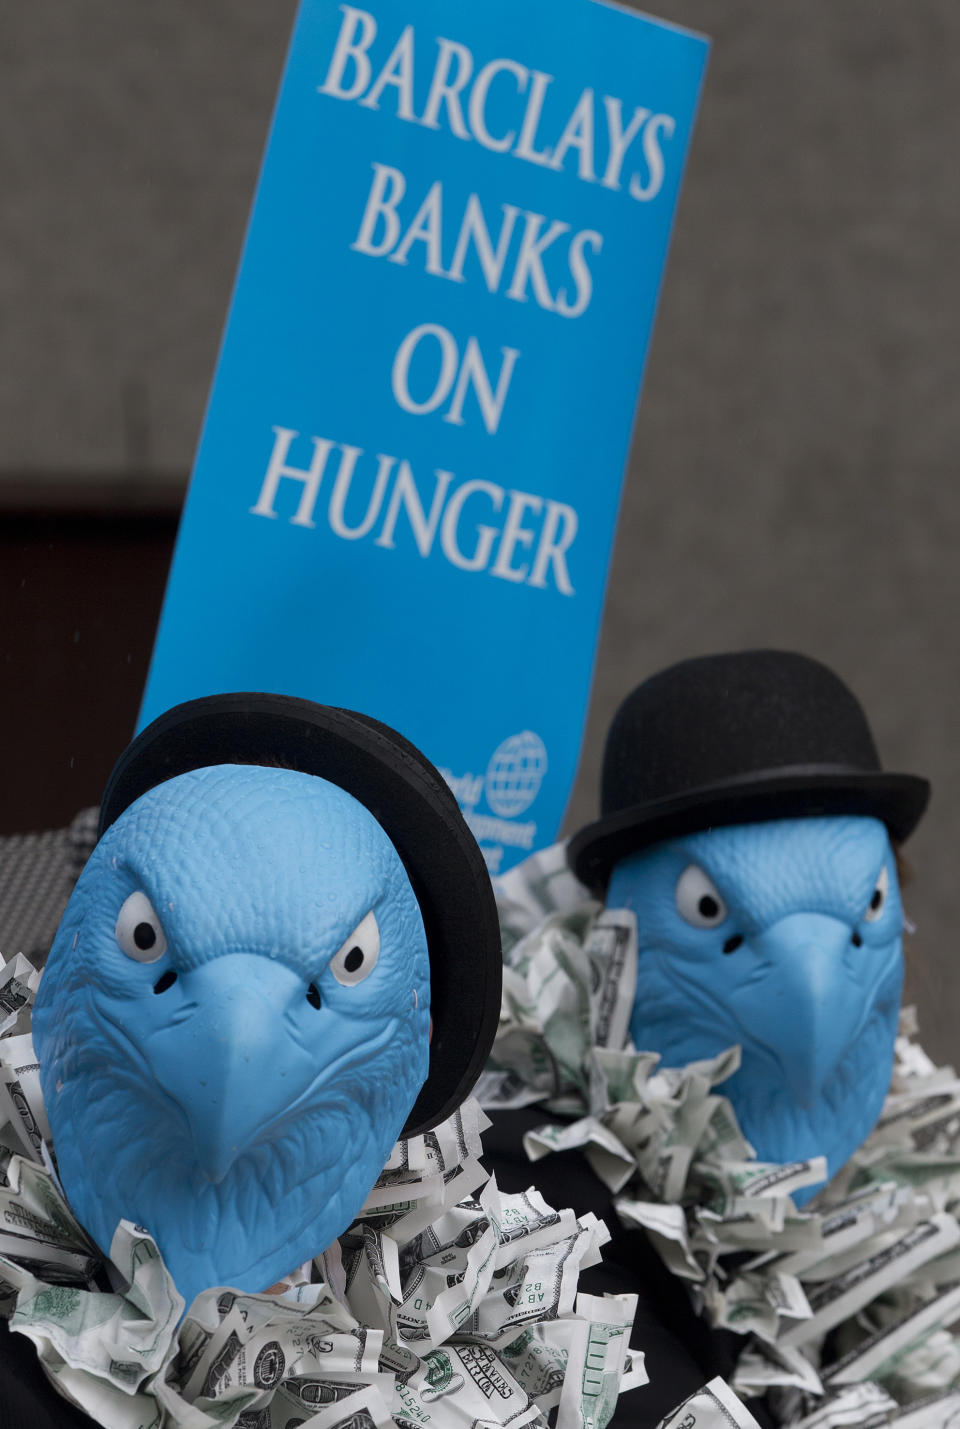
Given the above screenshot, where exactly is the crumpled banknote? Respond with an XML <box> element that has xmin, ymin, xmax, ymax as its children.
<box><xmin>482</xmin><ymin>843</ymin><xmax>960</xmax><ymax>1427</ymax></box>
<box><xmin>656</xmin><ymin>1377</ymin><xmax>763</xmax><ymax>1428</ymax></box>
<box><xmin>0</xmin><ymin>945</ymin><xmax>662</xmax><ymax>1429</ymax></box>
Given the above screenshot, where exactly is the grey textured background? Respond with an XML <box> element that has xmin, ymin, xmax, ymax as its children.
<box><xmin>2</xmin><ymin>4</ymin><xmax>958</xmax><ymax>1055</ymax></box>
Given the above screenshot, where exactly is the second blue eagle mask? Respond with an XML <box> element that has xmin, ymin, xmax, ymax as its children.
<box><xmin>607</xmin><ymin>814</ymin><xmax>904</xmax><ymax>1192</ymax></box>
<box><xmin>568</xmin><ymin>650</ymin><xmax>930</xmax><ymax>1202</ymax></box>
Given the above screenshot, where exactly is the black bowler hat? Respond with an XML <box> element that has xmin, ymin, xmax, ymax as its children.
<box><xmin>568</xmin><ymin>650</ymin><xmax>930</xmax><ymax>893</ymax></box>
<box><xmin>99</xmin><ymin>692</ymin><xmax>501</xmax><ymax>1137</ymax></box>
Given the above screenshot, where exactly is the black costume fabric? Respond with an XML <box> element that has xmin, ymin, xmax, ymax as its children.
<box><xmin>483</xmin><ymin>1107</ymin><xmax>773</xmax><ymax>1429</ymax></box>
<box><xmin>0</xmin><ymin>1319</ymin><xmax>96</xmax><ymax>1427</ymax></box>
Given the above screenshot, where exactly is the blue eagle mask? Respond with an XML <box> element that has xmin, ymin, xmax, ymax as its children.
<box><xmin>606</xmin><ymin>815</ymin><xmax>903</xmax><ymax>1199</ymax></box>
<box><xmin>33</xmin><ymin>763</ymin><xmax>431</xmax><ymax>1309</ymax></box>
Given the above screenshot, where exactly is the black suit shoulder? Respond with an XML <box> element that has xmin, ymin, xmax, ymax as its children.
<box><xmin>0</xmin><ymin>1319</ymin><xmax>97</xmax><ymax>1428</ymax></box>
<box><xmin>482</xmin><ymin>1107</ymin><xmax>774</xmax><ymax>1429</ymax></box>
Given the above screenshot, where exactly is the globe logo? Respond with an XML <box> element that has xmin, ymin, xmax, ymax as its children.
<box><xmin>485</xmin><ymin>732</ymin><xmax>548</xmax><ymax>818</ymax></box>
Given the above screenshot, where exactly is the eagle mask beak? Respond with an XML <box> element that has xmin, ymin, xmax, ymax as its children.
<box><xmin>728</xmin><ymin>912</ymin><xmax>886</xmax><ymax>1108</ymax></box>
<box><xmin>138</xmin><ymin>952</ymin><xmax>391</xmax><ymax>1184</ymax></box>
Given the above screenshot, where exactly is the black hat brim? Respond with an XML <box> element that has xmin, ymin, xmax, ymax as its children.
<box><xmin>568</xmin><ymin>763</ymin><xmax>931</xmax><ymax>893</ymax></box>
<box><xmin>99</xmin><ymin>692</ymin><xmax>501</xmax><ymax>1137</ymax></box>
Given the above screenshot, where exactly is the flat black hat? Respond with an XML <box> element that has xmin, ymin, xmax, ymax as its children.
<box><xmin>99</xmin><ymin>692</ymin><xmax>501</xmax><ymax>1137</ymax></box>
<box><xmin>568</xmin><ymin>649</ymin><xmax>930</xmax><ymax>893</ymax></box>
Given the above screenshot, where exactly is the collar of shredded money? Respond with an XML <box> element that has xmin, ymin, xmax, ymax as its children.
<box><xmin>482</xmin><ymin>844</ymin><xmax>960</xmax><ymax>1429</ymax></box>
<box><xmin>0</xmin><ymin>949</ymin><xmax>648</xmax><ymax>1429</ymax></box>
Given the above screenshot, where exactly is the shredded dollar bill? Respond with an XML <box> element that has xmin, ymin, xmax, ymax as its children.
<box><xmin>654</xmin><ymin>1375</ymin><xmax>762</xmax><ymax>1427</ymax></box>
<box><xmin>0</xmin><ymin>945</ymin><xmax>667</xmax><ymax>1429</ymax></box>
<box><xmin>482</xmin><ymin>843</ymin><xmax>960</xmax><ymax>1426</ymax></box>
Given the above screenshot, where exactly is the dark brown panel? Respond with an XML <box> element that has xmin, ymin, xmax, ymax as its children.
<box><xmin>1</xmin><ymin>512</ymin><xmax>178</xmax><ymax>833</ymax></box>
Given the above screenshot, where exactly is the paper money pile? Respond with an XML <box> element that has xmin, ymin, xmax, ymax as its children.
<box><xmin>0</xmin><ymin>946</ymin><xmax>657</xmax><ymax>1429</ymax></box>
<box><xmin>481</xmin><ymin>844</ymin><xmax>960</xmax><ymax>1428</ymax></box>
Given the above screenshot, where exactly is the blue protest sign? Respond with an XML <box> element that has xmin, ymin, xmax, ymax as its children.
<box><xmin>141</xmin><ymin>0</ymin><xmax>709</xmax><ymax>874</ymax></box>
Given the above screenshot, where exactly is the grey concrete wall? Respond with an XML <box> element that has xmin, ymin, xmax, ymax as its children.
<box><xmin>1</xmin><ymin>2</ymin><xmax>296</xmax><ymax>479</ymax></box>
<box><xmin>2</xmin><ymin>3</ymin><xmax>958</xmax><ymax>1056</ymax></box>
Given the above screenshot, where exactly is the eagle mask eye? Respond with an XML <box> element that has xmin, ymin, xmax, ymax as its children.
<box><xmin>863</xmin><ymin>865</ymin><xmax>890</xmax><ymax>924</ymax></box>
<box><xmin>675</xmin><ymin>864</ymin><xmax>728</xmax><ymax>929</ymax></box>
<box><xmin>115</xmin><ymin>891</ymin><xmax>168</xmax><ymax>963</ymax></box>
<box><xmin>330</xmin><ymin>910</ymin><xmax>380</xmax><ymax>986</ymax></box>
